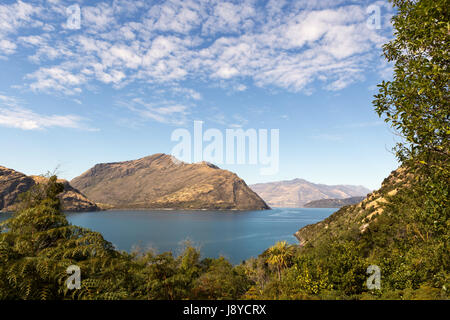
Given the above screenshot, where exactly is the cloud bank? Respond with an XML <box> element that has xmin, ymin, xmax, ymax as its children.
<box><xmin>1</xmin><ymin>0</ymin><xmax>393</xmax><ymax>95</ymax></box>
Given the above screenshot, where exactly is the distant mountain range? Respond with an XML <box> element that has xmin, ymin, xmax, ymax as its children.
<box><xmin>250</xmin><ymin>179</ymin><xmax>371</xmax><ymax>208</ymax></box>
<box><xmin>71</xmin><ymin>153</ymin><xmax>269</xmax><ymax>210</ymax></box>
<box><xmin>0</xmin><ymin>166</ymin><xmax>99</xmax><ymax>212</ymax></box>
<box><xmin>303</xmin><ymin>196</ymin><xmax>366</xmax><ymax>208</ymax></box>
<box><xmin>1</xmin><ymin>154</ymin><xmax>370</xmax><ymax>212</ymax></box>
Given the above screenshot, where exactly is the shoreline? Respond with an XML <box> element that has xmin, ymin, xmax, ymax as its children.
<box><xmin>66</xmin><ymin>207</ymin><xmax>271</xmax><ymax>213</ymax></box>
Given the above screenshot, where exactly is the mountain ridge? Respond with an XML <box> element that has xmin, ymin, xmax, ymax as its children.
<box><xmin>250</xmin><ymin>179</ymin><xmax>371</xmax><ymax>208</ymax></box>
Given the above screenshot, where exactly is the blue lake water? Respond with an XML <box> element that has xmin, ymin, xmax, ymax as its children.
<box><xmin>0</xmin><ymin>208</ymin><xmax>335</xmax><ymax>264</ymax></box>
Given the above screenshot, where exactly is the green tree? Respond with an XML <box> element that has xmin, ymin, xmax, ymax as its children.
<box><xmin>265</xmin><ymin>241</ymin><xmax>295</xmax><ymax>281</ymax></box>
<box><xmin>191</xmin><ymin>257</ymin><xmax>250</xmax><ymax>299</ymax></box>
<box><xmin>371</xmin><ymin>0</ymin><xmax>449</xmax><ymax>298</ymax></box>
<box><xmin>373</xmin><ymin>0</ymin><xmax>449</xmax><ymax>174</ymax></box>
<box><xmin>0</xmin><ymin>176</ymin><xmax>130</xmax><ymax>299</ymax></box>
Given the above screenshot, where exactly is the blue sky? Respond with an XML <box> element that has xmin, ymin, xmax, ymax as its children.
<box><xmin>0</xmin><ymin>0</ymin><xmax>399</xmax><ymax>190</ymax></box>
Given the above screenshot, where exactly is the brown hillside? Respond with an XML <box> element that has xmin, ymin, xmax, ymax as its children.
<box><xmin>0</xmin><ymin>166</ymin><xmax>100</xmax><ymax>212</ymax></box>
<box><xmin>294</xmin><ymin>167</ymin><xmax>410</xmax><ymax>246</ymax></box>
<box><xmin>71</xmin><ymin>153</ymin><xmax>270</xmax><ymax>211</ymax></box>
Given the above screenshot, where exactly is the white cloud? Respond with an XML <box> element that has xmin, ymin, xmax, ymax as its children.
<box><xmin>3</xmin><ymin>0</ymin><xmax>393</xmax><ymax>96</ymax></box>
<box><xmin>0</xmin><ymin>0</ymin><xmax>43</xmax><ymax>56</ymax></box>
<box><xmin>26</xmin><ymin>66</ymin><xmax>86</xmax><ymax>95</ymax></box>
<box><xmin>82</xmin><ymin>3</ymin><xmax>116</xmax><ymax>33</ymax></box>
<box><xmin>119</xmin><ymin>97</ymin><xmax>189</xmax><ymax>125</ymax></box>
<box><xmin>146</xmin><ymin>0</ymin><xmax>203</xmax><ymax>34</ymax></box>
<box><xmin>202</xmin><ymin>1</ymin><xmax>256</xmax><ymax>35</ymax></box>
<box><xmin>235</xmin><ymin>84</ymin><xmax>247</xmax><ymax>91</ymax></box>
<box><xmin>213</xmin><ymin>65</ymin><xmax>239</xmax><ymax>79</ymax></box>
<box><xmin>0</xmin><ymin>1</ymin><xmax>40</xmax><ymax>35</ymax></box>
<box><xmin>0</xmin><ymin>94</ymin><xmax>92</xmax><ymax>130</ymax></box>
<box><xmin>172</xmin><ymin>87</ymin><xmax>202</xmax><ymax>100</ymax></box>
<box><xmin>0</xmin><ymin>39</ymin><xmax>17</xmax><ymax>55</ymax></box>
<box><xmin>18</xmin><ymin>35</ymin><xmax>46</xmax><ymax>46</ymax></box>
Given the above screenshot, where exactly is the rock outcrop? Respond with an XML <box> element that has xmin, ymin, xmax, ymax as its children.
<box><xmin>71</xmin><ymin>153</ymin><xmax>270</xmax><ymax>210</ymax></box>
<box><xmin>0</xmin><ymin>166</ymin><xmax>35</xmax><ymax>211</ymax></box>
<box><xmin>0</xmin><ymin>166</ymin><xmax>100</xmax><ymax>212</ymax></box>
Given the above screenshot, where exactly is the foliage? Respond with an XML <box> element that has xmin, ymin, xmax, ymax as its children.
<box><xmin>373</xmin><ymin>0</ymin><xmax>449</xmax><ymax>175</ymax></box>
<box><xmin>265</xmin><ymin>241</ymin><xmax>294</xmax><ymax>281</ymax></box>
<box><xmin>191</xmin><ymin>257</ymin><xmax>250</xmax><ymax>299</ymax></box>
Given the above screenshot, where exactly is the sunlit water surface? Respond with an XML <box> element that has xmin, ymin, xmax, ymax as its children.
<box><xmin>0</xmin><ymin>208</ymin><xmax>336</xmax><ymax>264</ymax></box>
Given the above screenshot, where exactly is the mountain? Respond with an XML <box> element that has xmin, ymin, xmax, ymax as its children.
<box><xmin>303</xmin><ymin>196</ymin><xmax>365</xmax><ymax>208</ymax></box>
<box><xmin>0</xmin><ymin>166</ymin><xmax>100</xmax><ymax>212</ymax></box>
<box><xmin>70</xmin><ymin>153</ymin><xmax>269</xmax><ymax>210</ymax></box>
<box><xmin>0</xmin><ymin>166</ymin><xmax>35</xmax><ymax>212</ymax></box>
<box><xmin>249</xmin><ymin>179</ymin><xmax>371</xmax><ymax>208</ymax></box>
<box><xmin>294</xmin><ymin>168</ymin><xmax>406</xmax><ymax>246</ymax></box>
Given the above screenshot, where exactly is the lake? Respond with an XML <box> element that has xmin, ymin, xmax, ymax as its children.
<box><xmin>0</xmin><ymin>208</ymin><xmax>336</xmax><ymax>264</ymax></box>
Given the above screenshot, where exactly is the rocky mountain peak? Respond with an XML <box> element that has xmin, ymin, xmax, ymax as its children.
<box><xmin>71</xmin><ymin>154</ymin><xmax>269</xmax><ymax>210</ymax></box>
